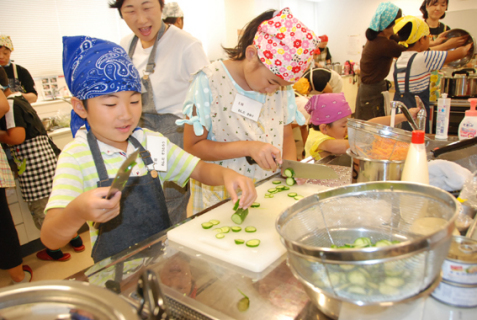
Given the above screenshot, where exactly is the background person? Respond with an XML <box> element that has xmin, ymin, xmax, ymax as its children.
<box><xmin>0</xmin><ymin>36</ymin><xmax>37</xmax><ymax>104</ymax></box>
<box><xmin>355</xmin><ymin>2</ymin><xmax>404</xmax><ymax>121</ymax></box>
<box><xmin>313</xmin><ymin>35</ymin><xmax>331</xmax><ymax>67</ymax></box>
<box><xmin>162</xmin><ymin>2</ymin><xmax>184</xmax><ymax>29</ymax></box>
<box><xmin>109</xmin><ymin>0</ymin><xmax>209</xmax><ymax>224</ymax></box>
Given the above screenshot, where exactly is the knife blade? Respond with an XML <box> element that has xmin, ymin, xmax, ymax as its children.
<box><xmin>93</xmin><ymin>148</ymin><xmax>140</xmax><ymax>228</ymax></box>
<box><xmin>282</xmin><ymin>157</ymin><xmax>339</xmax><ymax>180</ymax></box>
<box><xmin>245</xmin><ymin>156</ymin><xmax>339</xmax><ymax>180</ymax></box>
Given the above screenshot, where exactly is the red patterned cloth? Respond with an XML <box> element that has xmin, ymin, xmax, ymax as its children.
<box><xmin>253</xmin><ymin>7</ymin><xmax>319</xmax><ymax>83</ymax></box>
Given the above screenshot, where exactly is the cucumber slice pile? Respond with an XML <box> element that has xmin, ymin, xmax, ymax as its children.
<box><xmin>246</xmin><ymin>239</ymin><xmax>260</xmax><ymax>247</ymax></box>
<box><xmin>330</xmin><ymin>237</ymin><xmax>400</xmax><ymax>249</ymax></box>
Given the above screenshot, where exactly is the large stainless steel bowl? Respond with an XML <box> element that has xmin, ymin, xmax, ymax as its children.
<box><xmin>444</xmin><ymin>28</ymin><xmax>475</xmax><ymax>68</ymax></box>
<box><xmin>276</xmin><ymin>182</ymin><xmax>459</xmax><ymax>306</ymax></box>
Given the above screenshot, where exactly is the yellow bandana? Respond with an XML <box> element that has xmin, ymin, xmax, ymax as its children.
<box><xmin>293</xmin><ymin>78</ymin><xmax>311</xmax><ymax>95</ymax></box>
<box><xmin>394</xmin><ymin>16</ymin><xmax>430</xmax><ymax>47</ymax></box>
<box><xmin>0</xmin><ymin>35</ymin><xmax>14</xmax><ymax>51</ymax></box>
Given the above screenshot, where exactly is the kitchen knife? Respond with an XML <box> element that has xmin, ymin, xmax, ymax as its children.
<box><xmin>93</xmin><ymin>148</ymin><xmax>140</xmax><ymax>229</ymax></box>
<box><xmin>246</xmin><ymin>156</ymin><xmax>339</xmax><ymax>179</ymax></box>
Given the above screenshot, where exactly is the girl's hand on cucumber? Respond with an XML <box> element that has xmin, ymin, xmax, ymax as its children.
<box><xmin>223</xmin><ymin>169</ymin><xmax>257</xmax><ymax>209</ymax></box>
<box><xmin>249</xmin><ymin>141</ymin><xmax>282</xmax><ymax>171</ymax></box>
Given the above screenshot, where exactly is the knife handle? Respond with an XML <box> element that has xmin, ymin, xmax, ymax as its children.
<box><xmin>245</xmin><ymin>156</ymin><xmax>256</xmax><ymax>165</ymax></box>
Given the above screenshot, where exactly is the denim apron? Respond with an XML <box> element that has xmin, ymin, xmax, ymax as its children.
<box><xmin>87</xmin><ymin>131</ymin><xmax>170</xmax><ymax>263</ymax></box>
<box><xmin>8</xmin><ymin>63</ymin><xmax>26</xmax><ymax>93</ymax></box>
<box><xmin>393</xmin><ymin>53</ymin><xmax>430</xmax><ymax>133</ymax></box>
<box><xmin>128</xmin><ymin>22</ymin><xmax>190</xmax><ymax>225</ymax></box>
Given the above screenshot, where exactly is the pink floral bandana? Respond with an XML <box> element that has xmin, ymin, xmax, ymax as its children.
<box><xmin>253</xmin><ymin>8</ymin><xmax>319</xmax><ymax>83</ymax></box>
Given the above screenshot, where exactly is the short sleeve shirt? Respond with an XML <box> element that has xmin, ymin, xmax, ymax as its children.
<box><xmin>305</xmin><ymin>129</ymin><xmax>334</xmax><ymax>160</ymax></box>
<box><xmin>3</xmin><ymin>63</ymin><xmax>38</xmax><ymax>96</ymax></box>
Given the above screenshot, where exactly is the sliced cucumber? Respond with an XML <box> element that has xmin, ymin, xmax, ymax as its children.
<box><xmin>264</xmin><ymin>193</ymin><xmax>270</xmax><ymax>198</ymax></box>
<box><xmin>375</xmin><ymin>240</ymin><xmax>393</xmax><ymax>247</ymax></box>
<box><xmin>221</xmin><ymin>226</ymin><xmax>231</xmax><ymax>233</ymax></box>
<box><xmin>286</xmin><ymin>177</ymin><xmax>296</xmax><ymax>186</ymax></box>
<box><xmin>348</xmin><ymin>286</ymin><xmax>367</xmax><ymax>295</ymax></box>
<box><xmin>231</xmin><ymin>226</ymin><xmax>242</xmax><ymax>232</ymax></box>
<box><xmin>283</xmin><ymin>186</ymin><xmax>290</xmax><ymax>190</ymax></box>
<box><xmin>268</xmin><ymin>188</ymin><xmax>277</xmax><ymax>193</ymax></box>
<box><xmin>201</xmin><ymin>222</ymin><xmax>213</xmax><ymax>229</ymax></box>
<box><xmin>231</xmin><ymin>208</ymin><xmax>249</xmax><ymax>225</ymax></box>
<box><xmin>246</xmin><ymin>239</ymin><xmax>260</xmax><ymax>247</ymax></box>
<box><xmin>268</xmin><ymin>194</ymin><xmax>274</xmax><ymax>198</ymax></box>
<box><xmin>384</xmin><ymin>277</ymin><xmax>404</xmax><ymax>287</ymax></box>
<box><xmin>245</xmin><ymin>226</ymin><xmax>257</xmax><ymax>233</ymax></box>
<box><xmin>379</xmin><ymin>283</ymin><xmax>400</xmax><ymax>295</ymax></box>
<box><xmin>287</xmin><ymin>192</ymin><xmax>298</xmax><ymax>197</ymax></box>
<box><xmin>348</xmin><ymin>270</ymin><xmax>367</xmax><ymax>286</ymax></box>
<box><xmin>214</xmin><ymin>228</ymin><xmax>223</xmax><ymax>233</ymax></box>
<box><xmin>235</xmin><ymin>239</ymin><xmax>245</xmax><ymax>245</ymax></box>
<box><xmin>294</xmin><ymin>195</ymin><xmax>304</xmax><ymax>201</ymax></box>
<box><xmin>209</xmin><ymin>220</ymin><xmax>220</xmax><ymax>225</ymax></box>
<box><xmin>284</xmin><ymin>168</ymin><xmax>295</xmax><ymax>178</ymax></box>
<box><xmin>233</xmin><ymin>199</ymin><xmax>240</xmax><ymax>211</ymax></box>
<box><xmin>353</xmin><ymin>237</ymin><xmax>372</xmax><ymax>248</ymax></box>
<box><xmin>216</xmin><ymin>233</ymin><xmax>225</xmax><ymax>239</ymax></box>
<box><xmin>251</xmin><ymin>202</ymin><xmax>260</xmax><ymax>208</ymax></box>
<box><xmin>276</xmin><ymin>185</ymin><xmax>285</xmax><ymax>190</ymax></box>
<box><xmin>272</xmin><ymin>180</ymin><xmax>282</xmax><ymax>184</ymax></box>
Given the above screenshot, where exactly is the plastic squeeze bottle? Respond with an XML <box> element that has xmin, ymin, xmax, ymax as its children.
<box><xmin>401</xmin><ymin>130</ymin><xmax>429</xmax><ymax>184</ymax></box>
<box><xmin>458</xmin><ymin>98</ymin><xmax>477</xmax><ymax>140</ymax></box>
<box><xmin>435</xmin><ymin>93</ymin><xmax>451</xmax><ymax>140</ymax></box>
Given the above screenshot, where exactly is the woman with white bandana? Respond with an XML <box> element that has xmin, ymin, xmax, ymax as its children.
<box><xmin>0</xmin><ymin>36</ymin><xmax>38</xmax><ymax>104</ymax></box>
<box><xmin>109</xmin><ymin>0</ymin><xmax>209</xmax><ymax>224</ymax></box>
<box><xmin>177</xmin><ymin>8</ymin><xmax>318</xmax><ymax>213</ymax></box>
<box><xmin>355</xmin><ymin>2</ymin><xmax>405</xmax><ymax>121</ymax></box>
<box><xmin>393</xmin><ymin>16</ymin><xmax>472</xmax><ymax>133</ymax></box>
<box><xmin>162</xmin><ymin>2</ymin><xmax>184</xmax><ymax>30</ymax></box>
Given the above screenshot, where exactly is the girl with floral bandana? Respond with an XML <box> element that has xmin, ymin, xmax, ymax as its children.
<box><xmin>177</xmin><ymin>8</ymin><xmax>319</xmax><ymax>213</ymax></box>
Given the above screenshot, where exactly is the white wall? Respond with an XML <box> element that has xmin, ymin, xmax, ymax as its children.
<box><xmin>314</xmin><ymin>0</ymin><xmax>477</xmax><ymax>66</ymax></box>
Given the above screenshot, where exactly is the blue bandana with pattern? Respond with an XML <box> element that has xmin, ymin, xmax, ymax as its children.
<box><xmin>62</xmin><ymin>36</ymin><xmax>141</xmax><ymax>100</ymax></box>
<box><xmin>369</xmin><ymin>2</ymin><xmax>400</xmax><ymax>32</ymax></box>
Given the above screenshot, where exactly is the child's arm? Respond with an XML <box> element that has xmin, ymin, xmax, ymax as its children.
<box><xmin>184</xmin><ymin>120</ymin><xmax>281</xmax><ymax>171</ymax></box>
<box><xmin>190</xmin><ymin>161</ymin><xmax>257</xmax><ymax>209</ymax></box>
<box><xmin>282</xmin><ymin>124</ymin><xmax>297</xmax><ymax>161</ymax></box>
<box><xmin>41</xmin><ymin>188</ymin><xmax>121</xmax><ymax>250</ymax></box>
<box><xmin>318</xmin><ymin>139</ymin><xmax>350</xmax><ymax>155</ymax></box>
<box><xmin>369</xmin><ymin>107</ymin><xmax>419</xmax><ymax>126</ymax></box>
<box><xmin>0</xmin><ymin>127</ymin><xmax>26</xmax><ymax>145</ymax></box>
<box><xmin>444</xmin><ymin>43</ymin><xmax>472</xmax><ymax>64</ymax></box>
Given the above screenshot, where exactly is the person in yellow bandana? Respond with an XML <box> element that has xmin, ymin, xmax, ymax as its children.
<box><xmin>393</xmin><ymin>16</ymin><xmax>472</xmax><ymax>133</ymax></box>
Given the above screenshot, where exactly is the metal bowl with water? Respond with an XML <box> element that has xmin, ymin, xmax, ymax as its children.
<box><xmin>444</xmin><ymin>28</ymin><xmax>475</xmax><ymax>68</ymax></box>
<box><xmin>276</xmin><ymin>182</ymin><xmax>459</xmax><ymax>309</ymax></box>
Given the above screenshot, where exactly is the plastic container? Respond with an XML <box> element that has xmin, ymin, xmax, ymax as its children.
<box><xmin>435</xmin><ymin>93</ymin><xmax>451</xmax><ymax>140</ymax></box>
<box><xmin>458</xmin><ymin>171</ymin><xmax>477</xmax><ymax>210</ymax></box>
<box><xmin>458</xmin><ymin>98</ymin><xmax>477</xmax><ymax>140</ymax></box>
<box><xmin>401</xmin><ymin>130</ymin><xmax>429</xmax><ymax>184</ymax></box>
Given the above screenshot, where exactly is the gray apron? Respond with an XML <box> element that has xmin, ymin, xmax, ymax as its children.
<box><xmin>87</xmin><ymin>131</ymin><xmax>170</xmax><ymax>263</ymax></box>
<box><xmin>8</xmin><ymin>63</ymin><xmax>26</xmax><ymax>93</ymax></box>
<box><xmin>393</xmin><ymin>53</ymin><xmax>430</xmax><ymax>133</ymax></box>
<box><xmin>355</xmin><ymin>80</ymin><xmax>388</xmax><ymax>120</ymax></box>
<box><xmin>128</xmin><ymin>22</ymin><xmax>190</xmax><ymax>225</ymax></box>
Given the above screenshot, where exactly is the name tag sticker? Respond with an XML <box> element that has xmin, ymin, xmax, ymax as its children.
<box><xmin>231</xmin><ymin>94</ymin><xmax>263</xmax><ymax>122</ymax></box>
<box><xmin>147</xmin><ymin>135</ymin><xmax>167</xmax><ymax>172</ymax></box>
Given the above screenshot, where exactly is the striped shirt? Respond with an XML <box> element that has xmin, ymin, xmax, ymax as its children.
<box><xmin>395</xmin><ymin>50</ymin><xmax>447</xmax><ymax>93</ymax></box>
<box><xmin>45</xmin><ymin>128</ymin><xmax>200</xmax><ymax>245</ymax></box>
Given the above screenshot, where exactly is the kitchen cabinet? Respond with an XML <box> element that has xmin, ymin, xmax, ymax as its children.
<box><xmin>6</xmin><ymin>181</ymin><xmax>41</xmax><ymax>245</ymax></box>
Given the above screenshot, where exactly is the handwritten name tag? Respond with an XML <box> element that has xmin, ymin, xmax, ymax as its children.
<box><xmin>147</xmin><ymin>135</ymin><xmax>167</xmax><ymax>172</ymax></box>
<box><xmin>231</xmin><ymin>94</ymin><xmax>263</xmax><ymax>122</ymax></box>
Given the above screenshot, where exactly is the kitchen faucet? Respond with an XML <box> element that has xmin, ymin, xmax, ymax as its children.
<box><xmin>51</xmin><ymin>86</ymin><xmax>71</xmax><ymax>105</ymax></box>
<box><xmin>390</xmin><ymin>101</ymin><xmax>420</xmax><ymax>131</ymax></box>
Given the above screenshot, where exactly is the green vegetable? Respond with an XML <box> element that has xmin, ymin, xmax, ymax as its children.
<box><xmin>284</xmin><ymin>168</ymin><xmax>295</xmax><ymax>178</ymax></box>
<box><xmin>220</xmin><ymin>226</ymin><xmax>231</xmax><ymax>233</ymax></box>
<box><xmin>287</xmin><ymin>192</ymin><xmax>297</xmax><ymax>197</ymax></box>
<box><xmin>246</xmin><ymin>239</ymin><xmax>260</xmax><ymax>247</ymax></box>
<box><xmin>233</xmin><ymin>199</ymin><xmax>240</xmax><ymax>211</ymax></box>
<box><xmin>251</xmin><ymin>202</ymin><xmax>260</xmax><ymax>208</ymax></box>
<box><xmin>231</xmin><ymin>226</ymin><xmax>242</xmax><ymax>232</ymax></box>
<box><xmin>216</xmin><ymin>233</ymin><xmax>225</xmax><ymax>239</ymax></box>
<box><xmin>272</xmin><ymin>180</ymin><xmax>282</xmax><ymax>185</ymax></box>
<box><xmin>231</xmin><ymin>208</ymin><xmax>249</xmax><ymax>225</ymax></box>
<box><xmin>384</xmin><ymin>277</ymin><xmax>404</xmax><ymax>287</ymax></box>
<box><xmin>286</xmin><ymin>177</ymin><xmax>296</xmax><ymax>186</ymax></box>
<box><xmin>379</xmin><ymin>283</ymin><xmax>400</xmax><ymax>295</ymax></box>
<box><xmin>268</xmin><ymin>188</ymin><xmax>277</xmax><ymax>193</ymax></box>
<box><xmin>348</xmin><ymin>270</ymin><xmax>367</xmax><ymax>286</ymax></box>
<box><xmin>353</xmin><ymin>237</ymin><xmax>372</xmax><ymax>248</ymax></box>
<box><xmin>375</xmin><ymin>240</ymin><xmax>393</xmax><ymax>247</ymax></box>
<box><xmin>237</xmin><ymin>289</ymin><xmax>250</xmax><ymax>312</ymax></box>
<box><xmin>245</xmin><ymin>226</ymin><xmax>257</xmax><ymax>233</ymax></box>
<box><xmin>235</xmin><ymin>239</ymin><xmax>245</xmax><ymax>245</ymax></box>
<box><xmin>276</xmin><ymin>185</ymin><xmax>285</xmax><ymax>190</ymax></box>
<box><xmin>201</xmin><ymin>222</ymin><xmax>213</xmax><ymax>229</ymax></box>
<box><xmin>283</xmin><ymin>186</ymin><xmax>290</xmax><ymax>190</ymax></box>
<box><xmin>294</xmin><ymin>195</ymin><xmax>304</xmax><ymax>201</ymax></box>
<box><xmin>209</xmin><ymin>219</ymin><xmax>220</xmax><ymax>225</ymax></box>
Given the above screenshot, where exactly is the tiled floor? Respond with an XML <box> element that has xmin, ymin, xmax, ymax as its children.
<box><xmin>0</xmin><ymin>231</ymin><xmax>93</xmax><ymax>289</ymax></box>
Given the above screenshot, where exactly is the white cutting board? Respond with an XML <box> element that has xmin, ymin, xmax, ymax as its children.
<box><xmin>167</xmin><ymin>178</ymin><xmax>328</xmax><ymax>273</ymax></box>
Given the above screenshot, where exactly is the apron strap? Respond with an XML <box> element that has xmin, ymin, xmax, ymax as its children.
<box><xmin>128</xmin><ymin>135</ymin><xmax>154</xmax><ymax>166</ymax></box>
<box><xmin>128</xmin><ymin>21</ymin><xmax>166</xmax><ymax>76</ymax></box>
<box><xmin>393</xmin><ymin>53</ymin><xmax>418</xmax><ymax>95</ymax></box>
<box><xmin>12</xmin><ymin>63</ymin><xmax>18</xmax><ymax>80</ymax></box>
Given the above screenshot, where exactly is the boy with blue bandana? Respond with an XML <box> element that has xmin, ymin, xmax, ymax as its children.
<box><xmin>41</xmin><ymin>36</ymin><xmax>256</xmax><ymax>262</ymax></box>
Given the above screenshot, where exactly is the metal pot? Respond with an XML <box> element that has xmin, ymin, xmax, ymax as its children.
<box><xmin>332</xmin><ymin>63</ymin><xmax>342</xmax><ymax>75</ymax></box>
<box><xmin>346</xmin><ymin>149</ymin><xmax>404</xmax><ymax>183</ymax></box>
<box><xmin>441</xmin><ymin>68</ymin><xmax>477</xmax><ymax>98</ymax></box>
